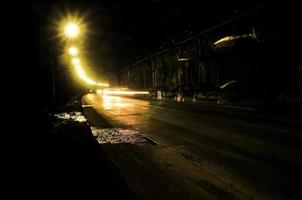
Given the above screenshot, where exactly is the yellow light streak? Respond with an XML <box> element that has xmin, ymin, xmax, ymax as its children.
<box><xmin>68</xmin><ymin>47</ymin><xmax>78</xmax><ymax>56</ymax></box>
<box><xmin>72</xmin><ymin>58</ymin><xmax>80</xmax><ymax>65</ymax></box>
<box><xmin>102</xmin><ymin>90</ymin><xmax>149</xmax><ymax>95</ymax></box>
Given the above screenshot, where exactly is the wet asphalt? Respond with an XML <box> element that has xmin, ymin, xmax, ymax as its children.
<box><xmin>82</xmin><ymin>94</ymin><xmax>302</xmax><ymax>200</ymax></box>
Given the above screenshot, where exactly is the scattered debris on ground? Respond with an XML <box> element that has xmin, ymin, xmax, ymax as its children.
<box><xmin>54</xmin><ymin>112</ymin><xmax>86</xmax><ymax>123</ymax></box>
<box><xmin>91</xmin><ymin>127</ymin><xmax>155</xmax><ymax>146</ymax></box>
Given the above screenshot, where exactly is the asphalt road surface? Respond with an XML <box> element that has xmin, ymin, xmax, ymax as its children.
<box><xmin>82</xmin><ymin>93</ymin><xmax>302</xmax><ymax>200</ymax></box>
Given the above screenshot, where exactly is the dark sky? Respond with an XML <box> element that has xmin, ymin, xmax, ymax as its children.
<box><xmin>83</xmin><ymin>0</ymin><xmax>273</xmax><ymax>75</ymax></box>
<box><xmin>35</xmin><ymin>0</ymin><xmax>296</xmax><ymax>79</ymax></box>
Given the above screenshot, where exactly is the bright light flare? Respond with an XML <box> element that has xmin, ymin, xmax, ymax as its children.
<box><xmin>105</xmin><ymin>87</ymin><xmax>128</xmax><ymax>91</ymax></box>
<box><xmin>59</xmin><ymin>18</ymin><xmax>109</xmax><ymax>87</ymax></box>
<box><xmin>214</xmin><ymin>33</ymin><xmax>253</xmax><ymax>45</ymax></box>
<box><xmin>97</xmin><ymin>83</ymin><xmax>110</xmax><ymax>87</ymax></box>
<box><xmin>102</xmin><ymin>95</ymin><xmax>132</xmax><ymax>109</ymax></box>
<box><xmin>178</xmin><ymin>58</ymin><xmax>189</xmax><ymax>61</ymax></box>
<box><xmin>74</xmin><ymin>64</ymin><xmax>95</xmax><ymax>85</ymax></box>
<box><xmin>73</xmin><ymin>63</ymin><xmax>109</xmax><ymax>87</ymax></box>
<box><xmin>72</xmin><ymin>58</ymin><xmax>81</xmax><ymax>65</ymax></box>
<box><xmin>64</xmin><ymin>22</ymin><xmax>80</xmax><ymax>38</ymax></box>
<box><xmin>68</xmin><ymin>47</ymin><xmax>78</xmax><ymax>56</ymax></box>
<box><xmin>99</xmin><ymin>90</ymin><xmax>149</xmax><ymax>95</ymax></box>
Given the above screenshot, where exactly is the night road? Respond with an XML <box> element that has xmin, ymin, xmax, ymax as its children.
<box><xmin>15</xmin><ymin>1</ymin><xmax>302</xmax><ymax>199</ymax></box>
<box><xmin>82</xmin><ymin>94</ymin><xmax>302</xmax><ymax>200</ymax></box>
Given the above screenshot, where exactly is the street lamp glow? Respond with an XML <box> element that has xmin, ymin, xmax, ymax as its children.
<box><xmin>74</xmin><ymin>64</ymin><xmax>96</xmax><ymax>85</ymax></box>
<box><xmin>102</xmin><ymin>90</ymin><xmax>149</xmax><ymax>95</ymax></box>
<box><xmin>97</xmin><ymin>83</ymin><xmax>110</xmax><ymax>87</ymax></box>
<box><xmin>64</xmin><ymin>22</ymin><xmax>80</xmax><ymax>38</ymax></box>
<box><xmin>68</xmin><ymin>47</ymin><xmax>78</xmax><ymax>56</ymax></box>
<box><xmin>59</xmin><ymin>18</ymin><xmax>109</xmax><ymax>87</ymax></box>
<box><xmin>72</xmin><ymin>58</ymin><xmax>80</xmax><ymax>65</ymax></box>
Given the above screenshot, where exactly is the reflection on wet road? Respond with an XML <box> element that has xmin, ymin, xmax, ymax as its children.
<box><xmin>82</xmin><ymin>93</ymin><xmax>302</xmax><ymax>200</ymax></box>
<box><xmin>84</xmin><ymin>94</ymin><xmax>151</xmax><ymax>127</ymax></box>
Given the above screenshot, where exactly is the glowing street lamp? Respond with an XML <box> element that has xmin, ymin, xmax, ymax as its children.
<box><xmin>68</xmin><ymin>47</ymin><xmax>78</xmax><ymax>56</ymax></box>
<box><xmin>64</xmin><ymin>22</ymin><xmax>80</xmax><ymax>38</ymax></box>
<box><xmin>59</xmin><ymin>18</ymin><xmax>109</xmax><ymax>88</ymax></box>
<box><xmin>72</xmin><ymin>58</ymin><xmax>81</xmax><ymax>65</ymax></box>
